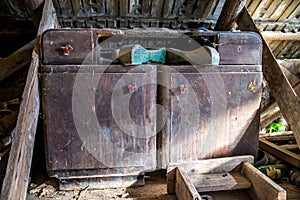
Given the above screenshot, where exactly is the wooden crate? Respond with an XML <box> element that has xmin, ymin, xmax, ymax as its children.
<box><xmin>167</xmin><ymin>156</ymin><xmax>287</xmax><ymax>200</ymax></box>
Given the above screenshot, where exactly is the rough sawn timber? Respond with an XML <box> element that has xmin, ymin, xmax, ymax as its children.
<box><xmin>0</xmin><ymin>0</ymin><xmax>57</xmax><ymax>199</ymax></box>
<box><xmin>214</xmin><ymin>0</ymin><xmax>247</xmax><ymax>31</ymax></box>
<box><xmin>175</xmin><ymin>167</ymin><xmax>202</xmax><ymax>200</ymax></box>
<box><xmin>236</xmin><ymin>7</ymin><xmax>300</xmax><ymax>149</ymax></box>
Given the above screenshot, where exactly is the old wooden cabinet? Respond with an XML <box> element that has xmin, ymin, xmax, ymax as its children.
<box><xmin>41</xmin><ymin>29</ymin><xmax>262</xmax><ymax>188</ymax></box>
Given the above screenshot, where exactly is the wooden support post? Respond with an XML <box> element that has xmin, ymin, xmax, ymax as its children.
<box><xmin>0</xmin><ymin>0</ymin><xmax>57</xmax><ymax>199</ymax></box>
<box><xmin>214</xmin><ymin>0</ymin><xmax>247</xmax><ymax>31</ymax></box>
<box><xmin>0</xmin><ymin>40</ymin><xmax>35</xmax><ymax>82</ymax></box>
<box><xmin>236</xmin><ymin>7</ymin><xmax>300</xmax><ymax>149</ymax></box>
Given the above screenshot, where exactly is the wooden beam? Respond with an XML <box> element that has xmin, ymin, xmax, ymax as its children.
<box><xmin>262</xmin><ymin>31</ymin><xmax>300</xmax><ymax>41</ymax></box>
<box><xmin>236</xmin><ymin>7</ymin><xmax>300</xmax><ymax>149</ymax></box>
<box><xmin>0</xmin><ymin>40</ymin><xmax>35</xmax><ymax>82</ymax></box>
<box><xmin>175</xmin><ymin>167</ymin><xmax>202</xmax><ymax>200</ymax></box>
<box><xmin>0</xmin><ymin>0</ymin><xmax>57</xmax><ymax>199</ymax></box>
<box><xmin>214</xmin><ymin>0</ymin><xmax>247</xmax><ymax>31</ymax></box>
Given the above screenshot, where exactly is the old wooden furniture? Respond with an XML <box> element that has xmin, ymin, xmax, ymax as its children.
<box><xmin>40</xmin><ymin>28</ymin><xmax>262</xmax><ymax>189</ymax></box>
<box><xmin>38</xmin><ymin>0</ymin><xmax>263</xmax><ymax>190</ymax></box>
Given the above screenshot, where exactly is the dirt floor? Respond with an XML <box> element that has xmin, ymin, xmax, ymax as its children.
<box><xmin>26</xmin><ymin>169</ymin><xmax>300</xmax><ymax>200</ymax></box>
<box><xmin>26</xmin><ymin>170</ymin><xmax>177</xmax><ymax>200</ymax></box>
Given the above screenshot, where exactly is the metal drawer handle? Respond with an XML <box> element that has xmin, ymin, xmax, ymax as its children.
<box><xmin>180</xmin><ymin>84</ymin><xmax>189</xmax><ymax>94</ymax></box>
<box><xmin>128</xmin><ymin>83</ymin><xmax>138</xmax><ymax>93</ymax></box>
<box><xmin>60</xmin><ymin>44</ymin><xmax>73</xmax><ymax>56</ymax></box>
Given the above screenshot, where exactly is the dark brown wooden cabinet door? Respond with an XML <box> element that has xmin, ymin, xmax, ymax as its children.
<box><xmin>41</xmin><ymin>66</ymin><xmax>157</xmax><ymax>177</ymax></box>
<box><xmin>158</xmin><ymin>65</ymin><xmax>262</xmax><ymax>166</ymax></box>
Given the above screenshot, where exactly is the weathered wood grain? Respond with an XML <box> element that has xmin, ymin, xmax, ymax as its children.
<box><xmin>237</xmin><ymin>7</ymin><xmax>300</xmax><ymax>149</ymax></box>
<box><xmin>191</xmin><ymin>172</ymin><xmax>251</xmax><ymax>192</ymax></box>
<box><xmin>241</xmin><ymin>162</ymin><xmax>287</xmax><ymax>200</ymax></box>
<box><xmin>0</xmin><ymin>0</ymin><xmax>57</xmax><ymax>199</ymax></box>
<box><xmin>214</xmin><ymin>0</ymin><xmax>246</xmax><ymax>30</ymax></box>
<box><xmin>175</xmin><ymin>167</ymin><xmax>202</xmax><ymax>200</ymax></box>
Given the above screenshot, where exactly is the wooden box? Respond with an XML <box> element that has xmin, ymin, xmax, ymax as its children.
<box><xmin>40</xmin><ymin>28</ymin><xmax>262</xmax><ymax>188</ymax></box>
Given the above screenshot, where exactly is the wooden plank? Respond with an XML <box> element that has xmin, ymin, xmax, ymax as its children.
<box><xmin>168</xmin><ymin>155</ymin><xmax>254</xmax><ymax>174</ymax></box>
<box><xmin>0</xmin><ymin>40</ymin><xmax>35</xmax><ymax>82</ymax></box>
<box><xmin>191</xmin><ymin>172</ymin><xmax>251</xmax><ymax>192</ymax></box>
<box><xmin>0</xmin><ymin>52</ymin><xmax>40</xmax><ymax>200</ymax></box>
<box><xmin>247</xmin><ymin>0</ymin><xmax>261</xmax><ymax>15</ymax></box>
<box><xmin>167</xmin><ymin>156</ymin><xmax>254</xmax><ymax>194</ymax></box>
<box><xmin>241</xmin><ymin>162</ymin><xmax>287</xmax><ymax>200</ymax></box>
<box><xmin>279</xmin><ymin>144</ymin><xmax>299</xmax><ymax>152</ymax></box>
<box><xmin>262</xmin><ymin>32</ymin><xmax>300</xmax><ymax>41</ymax></box>
<box><xmin>0</xmin><ymin>0</ymin><xmax>57</xmax><ymax>199</ymax></box>
<box><xmin>175</xmin><ymin>167</ymin><xmax>202</xmax><ymax>200</ymax></box>
<box><xmin>214</xmin><ymin>0</ymin><xmax>247</xmax><ymax>30</ymax></box>
<box><xmin>251</xmin><ymin>0</ymin><xmax>269</xmax><ymax>19</ymax></box>
<box><xmin>259</xmin><ymin>138</ymin><xmax>300</xmax><ymax>167</ymax></box>
<box><xmin>269</xmin><ymin>0</ymin><xmax>293</xmax><ymax>21</ymax></box>
<box><xmin>237</xmin><ymin>7</ymin><xmax>300</xmax><ymax>149</ymax></box>
<box><xmin>278</xmin><ymin>0</ymin><xmax>300</xmax><ymax>21</ymax></box>
<box><xmin>261</xmin><ymin>0</ymin><xmax>281</xmax><ymax>19</ymax></box>
<box><xmin>259</xmin><ymin>131</ymin><xmax>294</xmax><ymax>138</ymax></box>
